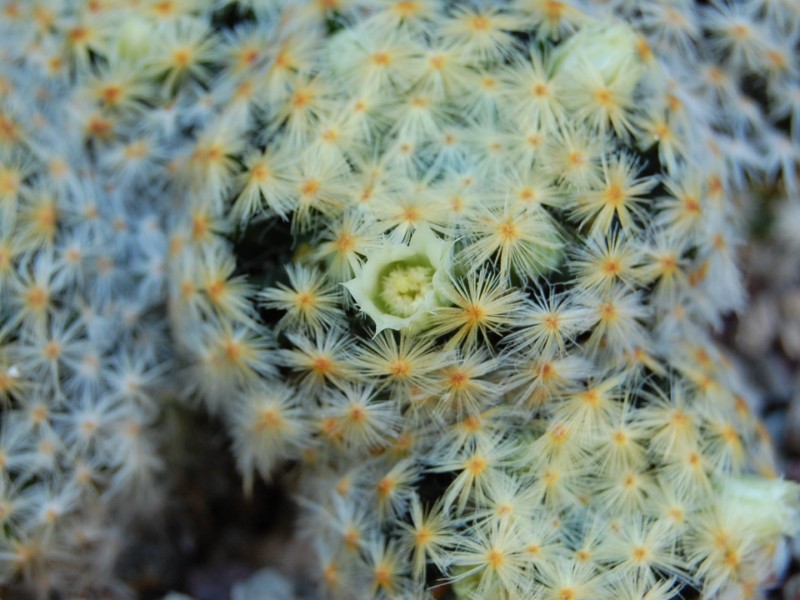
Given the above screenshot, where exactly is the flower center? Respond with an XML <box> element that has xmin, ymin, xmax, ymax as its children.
<box><xmin>379</xmin><ymin>262</ymin><xmax>434</xmax><ymax>317</ymax></box>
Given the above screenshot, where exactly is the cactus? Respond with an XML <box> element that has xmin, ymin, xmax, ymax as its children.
<box><xmin>0</xmin><ymin>0</ymin><xmax>798</xmax><ymax>598</ymax></box>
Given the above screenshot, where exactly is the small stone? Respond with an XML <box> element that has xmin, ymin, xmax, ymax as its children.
<box><xmin>735</xmin><ymin>296</ymin><xmax>777</xmax><ymax>356</ymax></box>
<box><xmin>776</xmin><ymin>202</ymin><xmax>800</xmax><ymax>251</ymax></box>
<box><xmin>231</xmin><ymin>568</ymin><xmax>296</xmax><ymax>600</ymax></box>
<box><xmin>781</xmin><ymin>324</ymin><xmax>800</xmax><ymax>360</ymax></box>
<box><xmin>783</xmin><ymin>288</ymin><xmax>800</xmax><ymax>321</ymax></box>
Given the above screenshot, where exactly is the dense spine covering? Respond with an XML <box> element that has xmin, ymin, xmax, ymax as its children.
<box><xmin>0</xmin><ymin>1</ymin><xmax>197</xmax><ymax>595</ymax></box>
<box><xmin>0</xmin><ymin>0</ymin><xmax>798</xmax><ymax>598</ymax></box>
<box><xmin>162</xmin><ymin>1</ymin><xmax>800</xmax><ymax>598</ymax></box>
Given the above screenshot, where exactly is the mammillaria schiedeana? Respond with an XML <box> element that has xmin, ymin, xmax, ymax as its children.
<box><xmin>164</xmin><ymin>1</ymin><xmax>800</xmax><ymax>598</ymax></box>
<box><xmin>0</xmin><ymin>1</ymin><xmax>195</xmax><ymax>596</ymax></box>
<box><xmin>2</xmin><ymin>0</ymin><xmax>800</xmax><ymax>598</ymax></box>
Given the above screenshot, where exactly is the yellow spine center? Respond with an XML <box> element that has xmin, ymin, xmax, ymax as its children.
<box><xmin>379</xmin><ymin>263</ymin><xmax>434</xmax><ymax>318</ymax></box>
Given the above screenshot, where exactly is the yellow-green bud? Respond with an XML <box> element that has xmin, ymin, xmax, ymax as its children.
<box><xmin>117</xmin><ymin>16</ymin><xmax>155</xmax><ymax>62</ymax></box>
<box><xmin>551</xmin><ymin>20</ymin><xmax>644</xmax><ymax>97</ymax></box>
<box><xmin>717</xmin><ymin>475</ymin><xmax>800</xmax><ymax>541</ymax></box>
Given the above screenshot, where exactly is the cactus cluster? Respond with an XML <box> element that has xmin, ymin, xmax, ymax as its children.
<box><xmin>0</xmin><ymin>1</ymin><xmax>188</xmax><ymax>595</ymax></box>
<box><xmin>0</xmin><ymin>0</ymin><xmax>799</xmax><ymax>599</ymax></box>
